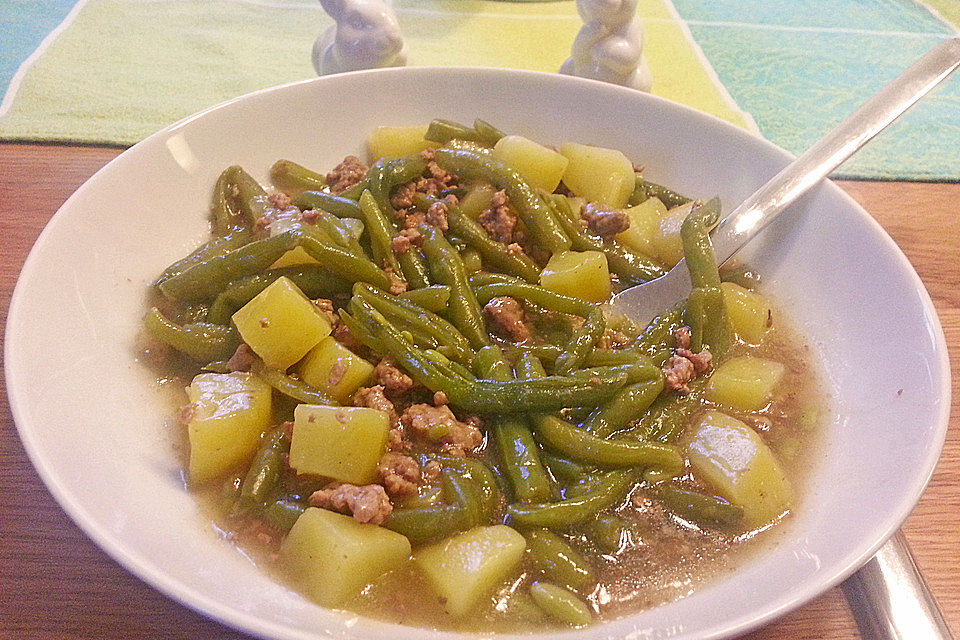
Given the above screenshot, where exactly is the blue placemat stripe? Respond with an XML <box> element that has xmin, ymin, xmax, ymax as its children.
<box><xmin>0</xmin><ymin>0</ymin><xmax>88</xmax><ymax>118</ymax></box>
<box><xmin>671</xmin><ymin>0</ymin><xmax>960</xmax><ymax>181</ymax></box>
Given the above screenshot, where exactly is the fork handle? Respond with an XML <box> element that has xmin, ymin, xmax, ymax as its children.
<box><xmin>842</xmin><ymin>531</ymin><xmax>955</xmax><ymax>640</ymax></box>
<box><xmin>710</xmin><ymin>38</ymin><xmax>960</xmax><ymax>267</ymax></box>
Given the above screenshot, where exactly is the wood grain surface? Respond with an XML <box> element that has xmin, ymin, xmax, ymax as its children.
<box><xmin>0</xmin><ymin>143</ymin><xmax>956</xmax><ymax>640</ymax></box>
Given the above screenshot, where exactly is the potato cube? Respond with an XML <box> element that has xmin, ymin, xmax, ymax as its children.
<box><xmin>186</xmin><ymin>372</ymin><xmax>272</xmax><ymax>484</ymax></box>
<box><xmin>685</xmin><ymin>411</ymin><xmax>793</xmax><ymax>527</ymax></box>
<box><xmin>539</xmin><ymin>250</ymin><xmax>611</xmax><ymax>303</ymax></box>
<box><xmin>289</xmin><ymin>404</ymin><xmax>389</xmax><ymax>484</ymax></box>
<box><xmin>721</xmin><ymin>282</ymin><xmax>773</xmax><ymax>345</ymax></box>
<box><xmin>492</xmin><ymin>135</ymin><xmax>569</xmax><ymax>193</ymax></box>
<box><xmin>559</xmin><ymin>142</ymin><xmax>635</xmax><ymax>208</ymax></box>
<box><xmin>415</xmin><ymin>525</ymin><xmax>526</xmax><ymax>617</ymax></box>
<box><xmin>281</xmin><ymin>507</ymin><xmax>411</xmax><ymax>607</ymax></box>
<box><xmin>458</xmin><ymin>183</ymin><xmax>496</xmax><ymax>219</ymax></box>
<box><xmin>706</xmin><ymin>355</ymin><xmax>786</xmax><ymax>411</ymax></box>
<box><xmin>616</xmin><ymin>196</ymin><xmax>667</xmax><ymax>258</ymax></box>
<box><xmin>231</xmin><ymin>276</ymin><xmax>331</xmax><ymax>370</ymax></box>
<box><xmin>269</xmin><ymin>246</ymin><xmax>320</xmax><ymax>269</ymax></box>
<box><xmin>650</xmin><ymin>201</ymin><xmax>694</xmax><ymax>268</ymax></box>
<box><xmin>296</xmin><ymin>337</ymin><xmax>375</xmax><ymax>402</ymax></box>
<box><xmin>368</xmin><ymin>125</ymin><xmax>432</xmax><ymax>161</ymax></box>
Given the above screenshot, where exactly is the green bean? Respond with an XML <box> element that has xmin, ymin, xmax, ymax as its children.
<box><xmin>653</xmin><ymin>484</ymin><xmax>743</xmax><ymax>526</ymax></box>
<box><xmin>635</xmin><ymin>305</ymin><xmax>686</xmax><ymax>366</ymax></box>
<box><xmin>159</xmin><ymin>231</ymin><xmax>300</xmax><ymax>301</ymax></box>
<box><xmin>175</xmin><ymin>302</ymin><xmax>210</xmax><ymax>324</ymax></box>
<box><xmin>441</xmin><ymin>467</ymin><xmax>484</xmax><ymax>528</ymax></box>
<box><xmin>423</xmin><ymin>349</ymin><xmax>476</xmax><ymax>381</ymax></box>
<box><xmin>474</xmin><ymin>344</ymin><xmax>513</xmax><ymax>380</ymax></box>
<box><xmin>524</xmin><ymin>529</ymin><xmax>596</xmax><ymax>592</ymax></box>
<box><xmin>549</xmin><ymin>194</ymin><xmax>664</xmax><ymax>284</ymax></box>
<box><xmin>337</xmin><ymin>308</ymin><xmax>382</xmax><ymax>352</ymax></box>
<box><xmin>366</xmin><ymin>161</ymin><xmax>433</xmax><ymax>289</ymax></box>
<box><xmin>532</xmin><ymin>414</ymin><xmax>683</xmax><ymax>471</ymax></box>
<box><xmin>359</xmin><ymin>189</ymin><xmax>403</xmax><ymax>274</ymax></box>
<box><xmin>384</xmin><ymin>504</ymin><xmax>466</xmax><ymax>543</ymax></box>
<box><xmin>458</xmin><ymin>183</ymin><xmax>495</xmax><ymax>218</ymax></box>
<box><xmin>507</xmin><ymin>469</ymin><xmax>639</xmax><ymax>528</ymax></box>
<box><xmin>252</xmin><ymin>362</ymin><xmax>339</xmax><ymax>406</ymax></box>
<box><xmin>640</xmin><ymin>177</ymin><xmax>693</xmax><ymax>209</ymax></box>
<box><xmin>260</xmin><ymin>499</ymin><xmax>305</xmax><ymax>532</ymax></box>
<box><xmin>582</xmin><ymin>514</ymin><xmax>628</xmax><ymax>552</ymax></box>
<box><xmin>428</xmin><ymin>456</ymin><xmax>502</xmax><ymax>520</ymax></box>
<box><xmin>719</xmin><ymin>263</ymin><xmax>763</xmax><ymax>289</ymax></box>
<box><xmin>337</xmin><ymin>181</ymin><xmax>366</xmax><ymax>201</ymax></box>
<box><xmin>461</xmin><ymin>248</ymin><xmax>482</xmax><ymax>273</ymax></box>
<box><xmin>476</xmin><ymin>346</ymin><xmax>553</xmax><ymax>503</ymax></box>
<box><xmin>352</xmin><ymin>301</ymin><xmax>627</xmax><ymax>411</ymax></box>
<box><xmin>427</xmin><ymin>196</ymin><xmax>541</xmax><ymax>283</ymax></box>
<box><xmin>143</xmin><ymin>307</ymin><xmax>239</xmax><ymax>363</ymax></box>
<box><xmin>397</xmin><ymin>285</ymin><xmax>451</xmax><ymax>312</ymax></box>
<box><xmin>634</xmin><ymin>380</ymin><xmax>706</xmax><ymax>443</ymax></box>
<box><xmin>293</xmin><ymin>190</ymin><xmax>363</xmax><ymax>218</ymax></box>
<box><xmin>680</xmin><ymin>198</ymin><xmax>723</xmax><ymax>289</ymax></box>
<box><xmin>270</xmin><ymin>159</ymin><xmax>326</xmax><ymax>195</ymax></box>
<box><xmin>502</xmin><ymin>343</ymin><xmax>642</xmax><ymax>369</ymax></box>
<box><xmin>582</xmin><ymin>376</ymin><xmax>665</xmax><ymax>439</ymax></box>
<box><xmin>472</xmin><ymin>281</ymin><xmax>593</xmax><ymax>317</ymax></box>
<box><xmin>686</xmin><ymin>285</ymin><xmax>732</xmax><ymax>358</ymax></box>
<box><xmin>207</xmin><ymin>264</ymin><xmax>351</xmax><ymax>325</ymax></box>
<box><xmin>473</xmin><ymin>119</ymin><xmax>505</xmax><ymax>144</ymax></box>
<box><xmin>554</xmin><ymin>307</ymin><xmax>606</xmax><ymax>375</ymax></box>
<box><xmin>306</xmin><ymin>208</ymin><xmax>366</xmax><ymax>257</ymax></box>
<box><xmin>239</xmin><ymin>427</ymin><xmax>287</xmax><ymax>505</ymax></box>
<box><xmin>529</xmin><ymin>582</ymin><xmax>593</xmax><ymax>627</ymax></box>
<box><xmin>212</xmin><ymin>166</ymin><xmax>268</xmax><ymax>234</ymax></box>
<box><xmin>354</xmin><ymin>283</ymin><xmax>473</xmax><ymax>364</ymax></box>
<box><xmin>434</xmin><ymin>148</ymin><xmax>571</xmax><ymax>255</ymax></box>
<box><xmin>517</xmin><ymin>356</ymin><xmax>677</xmax><ymax>474</ymax></box>
<box><xmin>571</xmin><ymin>360</ymin><xmax>661</xmax><ymax>385</ymax></box>
<box><xmin>540</xmin><ymin>452</ymin><xmax>589</xmax><ymax>484</ymax></box>
<box><xmin>425</xmin><ymin>118</ymin><xmax>503</xmax><ymax>146</ymax></box>
<box><xmin>514</xmin><ymin>352</ymin><xmax>547</xmax><ymax>380</ymax></box>
<box><xmin>154</xmin><ymin>231</ymin><xmax>252</xmax><ymax>288</ymax></box>
<box><xmin>298</xmin><ymin>231</ymin><xmax>392</xmax><ymax>291</ymax></box>
<box><xmin>418</xmin><ymin>223</ymin><xmax>490</xmax><ymax>349</ymax></box>
<box><xmin>627</xmin><ymin>175</ymin><xmax>649</xmax><ymax>206</ymax></box>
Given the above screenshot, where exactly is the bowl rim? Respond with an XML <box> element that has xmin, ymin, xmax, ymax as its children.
<box><xmin>5</xmin><ymin>65</ymin><xmax>952</xmax><ymax>640</ymax></box>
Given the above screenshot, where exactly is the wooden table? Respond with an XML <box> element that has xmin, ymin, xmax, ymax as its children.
<box><xmin>0</xmin><ymin>143</ymin><xmax>956</xmax><ymax>639</ymax></box>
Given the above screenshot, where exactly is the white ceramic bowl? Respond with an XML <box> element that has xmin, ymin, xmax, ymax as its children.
<box><xmin>5</xmin><ymin>68</ymin><xmax>951</xmax><ymax>640</ymax></box>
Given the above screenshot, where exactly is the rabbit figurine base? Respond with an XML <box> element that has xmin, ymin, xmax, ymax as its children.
<box><xmin>313</xmin><ymin>0</ymin><xmax>407</xmax><ymax>76</ymax></box>
<box><xmin>560</xmin><ymin>0</ymin><xmax>652</xmax><ymax>92</ymax></box>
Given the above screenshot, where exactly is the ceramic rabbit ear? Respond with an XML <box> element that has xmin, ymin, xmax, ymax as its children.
<box><xmin>319</xmin><ymin>0</ymin><xmax>346</xmax><ymax>21</ymax></box>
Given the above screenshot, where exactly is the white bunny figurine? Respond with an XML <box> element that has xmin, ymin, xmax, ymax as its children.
<box><xmin>312</xmin><ymin>0</ymin><xmax>407</xmax><ymax>76</ymax></box>
<box><xmin>560</xmin><ymin>0</ymin><xmax>652</xmax><ymax>92</ymax></box>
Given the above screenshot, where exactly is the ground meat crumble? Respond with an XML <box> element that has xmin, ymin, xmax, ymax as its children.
<box><xmin>375</xmin><ymin>358</ymin><xmax>415</xmax><ymax>396</ymax></box>
<box><xmin>477</xmin><ymin>189</ymin><xmax>519</xmax><ymax>244</ymax></box>
<box><xmin>326</xmin><ymin>155</ymin><xmax>368</xmax><ymax>194</ymax></box>
<box><xmin>400</xmin><ymin>403</ymin><xmax>483</xmax><ymax>456</ymax></box>
<box><xmin>377</xmin><ymin>452</ymin><xmax>420</xmax><ymax>497</ymax></box>
<box><xmin>661</xmin><ymin>326</ymin><xmax>713</xmax><ymax>393</ymax></box>
<box><xmin>582</xmin><ymin>202</ymin><xmax>631</xmax><ymax>239</ymax></box>
<box><xmin>483</xmin><ymin>295</ymin><xmax>531</xmax><ymax>342</ymax></box>
<box><xmin>225</xmin><ymin>343</ymin><xmax>256</xmax><ymax>372</ymax></box>
<box><xmin>308</xmin><ymin>482</ymin><xmax>392</xmax><ymax>524</ymax></box>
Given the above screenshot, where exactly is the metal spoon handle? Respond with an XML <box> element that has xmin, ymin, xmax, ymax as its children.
<box><xmin>843</xmin><ymin>531</ymin><xmax>955</xmax><ymax>640</ymax></box>
<box><xmin>711</xmin><ymin>37</ymin><xmax>960</xmax><ymax>266</ymax></box>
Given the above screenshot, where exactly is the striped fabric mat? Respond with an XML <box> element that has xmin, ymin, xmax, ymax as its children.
<box><xmin>1</xmin><ymin>0</ymin><xmax>958</xmax><ymax>180</ymax></box>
